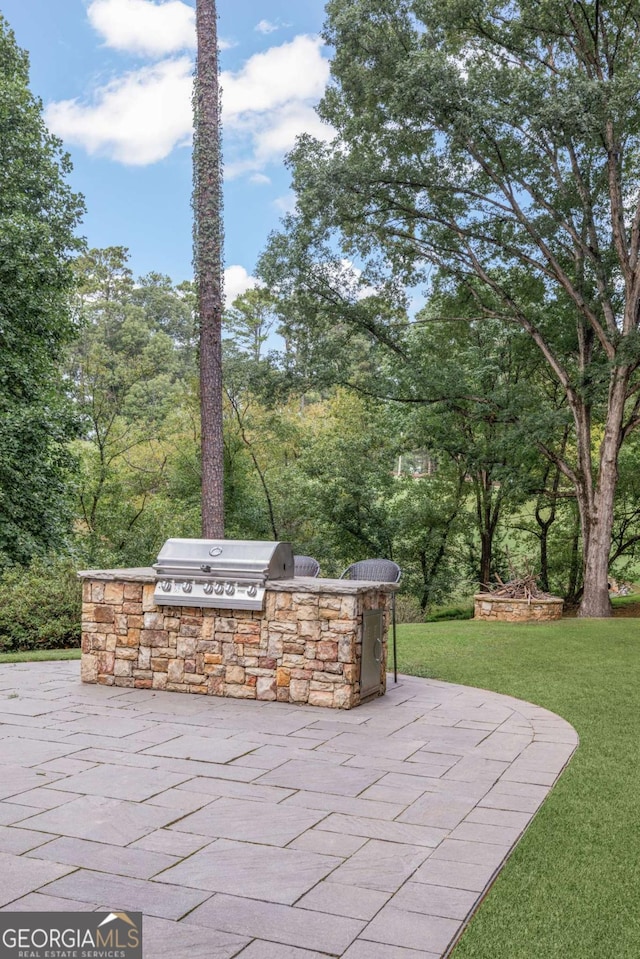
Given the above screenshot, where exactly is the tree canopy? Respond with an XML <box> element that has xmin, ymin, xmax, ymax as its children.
<box><xmin>262</xmin><ymin>0</ymin><xmax>640</xmax><ymax>615</ymax></box>
<box><xmin>0</xmin><ymin>15</ymin><xmax>84</xmax><ymax>566</ymax></box>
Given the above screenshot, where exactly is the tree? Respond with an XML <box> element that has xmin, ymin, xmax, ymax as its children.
<box><xmin>224</xmin><ymin>287</ymin><xmax>278</xmax><ymax>363</ymax></box>
<box><xmin>73</xmin><ymin>245</ymin><xmax>133</xmax><ymax>305</ymax></box>
<box><xmin>68</xmin><ymin>249</ymin><xmax>201</xmax><ymax>566</ymax></box>
<box><xmin>194</xmin><ymin>0</ymin><xmax>224</xmax><ymax>538</ymax></box>
<box><xmin>391</xmin><ymin>467</ymin><xmax>468</xmax><ymax>611</ymax></box>
<box><xmin>0</xmin><ymin>15</ymin><xmax>84</xmax><ymax>565</ymax></box>
<box><xmin>132</xmin><ymin>273</ymin><xmax>197</xmax><ymax>369</ymax></box>
<box><xmin>291</xmin><ymin>390</ymin><xmax>398</xmax><ymax>569</ymax></box>
<box><xmin>399</xmin><ymin>310</ymin><xmax>544</xmax><ymax>588</ymax></box>
<box><xmin>275</xmin><ymin>0</ymin><xmax>640</xmax><ymax>616</ymax></box>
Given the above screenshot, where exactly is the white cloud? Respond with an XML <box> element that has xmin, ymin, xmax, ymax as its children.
<box><xmin>46</xmin><ymin>33</ymin><xmax>332</xmax><ymax>170</ymax></box>
<box><xmin>224</xmin><ymin>265</ymin><xmax>258</xmax><ymax>305</ymax></box>
<box><xmin>45</xmin><ymin>57</ymin><xmax>193</xmax><ymax>165</ymax></box>
<box><xmin>254</xmin><ymin>103</ymin><xmax>331</xmax><ymax>163</ymax></box>
<box><xmin>272</xmin><ymin>192</ymin><xmax>296</xmax><ymax>214</ymax></box>
<box><xmin>250</xmin><ymin>173</ymin><xmax>271</xmax><ymax>185</ymax></box>
<box><xmin>222</xmin><ymin>36</ymin><xmax>333</xmax><ymax>178</ymax></box>
<box><xmin>224</xmin><ymin>101</ymin><xmax>333</xmax><ymax>180</ymax></box>
<box><xmin>255</xmin><ymin>19</ymin><xmax>279</xmax><ymax>35</ymax></box>
<box><xmin>88</xmin><ymin>0</ymin><xmax>195</xmax><ymax>57</ymax></box>
<box><xmin>87</xmin><ymin>0</ymin><xmax>234</xmax><ymax>56</ymax></box>
<box><xmin>223</xmin><ymin>36</ymin><xmax>328</xmax><ymax>116</ymax></box>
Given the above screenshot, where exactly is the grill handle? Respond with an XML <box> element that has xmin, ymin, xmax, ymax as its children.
<box><xmin>200</xmin><ymin>564</ymin><xmax>212</xmax><ymax>573</ymax></box>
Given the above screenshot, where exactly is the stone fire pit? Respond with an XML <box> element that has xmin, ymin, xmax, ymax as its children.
<box><xmin>474</xmin><ymin>592</ymin><xmax>564</xmax><ymax>622</ymax></box>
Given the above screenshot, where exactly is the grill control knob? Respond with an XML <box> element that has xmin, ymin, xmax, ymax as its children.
<box><xmin>214</xmin><ymin>582</ymin><xmax>225</xmax><ymax>595</ymax></box>
<box><xmin>161</xmin><ymin>580</ymin><xmax>172</xmax><ymax>593</ymax></box>
<box><xmin>182</xmin><ymin>581</ymin><xmax>193</xmax><ymax>594</ymax></box>
<box><xmin>203</xmin><ymin>582</ymin><xmax>214</xmax><ymax>595</ymax></box>
<box><xmin>247</xmin><ymin>584</ymin><xmax>258</xmax><ymax>598</ymax></box>
<box><xmin>225</xmin><ymin>583</ymin><xmax>235</xmax><ymax>596</ymax></box>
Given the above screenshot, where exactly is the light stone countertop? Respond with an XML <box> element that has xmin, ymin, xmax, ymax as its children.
<box><xmin>266</xmin><ymin>577</ymin><xmax>399</xmax><ymax>595</ymax></box>
<box><xmin>77</xmin><ymin>568</ymin><xmax>399</xmax><ymax>594</ymax></box>
<box><xmin>78</xmin><ymin>567</ymin><xmax>156</xmax><ymax>583</ymax></box>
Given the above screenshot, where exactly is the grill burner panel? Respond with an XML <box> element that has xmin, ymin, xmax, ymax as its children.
<box><xmin>155</xmin><ymin>577</ymin><xmax>263</xmax><ymax>610</ymax></box>
<box><xmin>153</xmin><ymin>539</ymin><xmax>294</xmax><ymax>611</ymax></box>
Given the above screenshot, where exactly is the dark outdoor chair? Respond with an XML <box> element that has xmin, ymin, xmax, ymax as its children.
<box><xmin>294</xmin><ymin>555</ymin><xmax>321</xmax><ymax>578</ymax></box>
<box><xmin>340</xmin><ymin>559</ymin><xmax>401</xmax><ymax>585</ymax></box>
<box><xmin>340</xmin><ymin>559</ymin><xmax>401</xmax><ymax>683</ymax></box>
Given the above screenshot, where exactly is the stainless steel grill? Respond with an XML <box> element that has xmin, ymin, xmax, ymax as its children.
<box><xmin>153</xmin><ymin>538</ymin><xmax>294</xmax><ymax>611</ymax></box>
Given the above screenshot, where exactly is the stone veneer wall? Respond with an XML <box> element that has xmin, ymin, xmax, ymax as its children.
<box><xmin>80</xmin><ymin>573</ymin><xmax>393</xmax><ymax>709</ymax></box>
<box><xmin>474</xmin><ymin>593</ymin><xmax>564</xmax><ymax>622</ymax></box>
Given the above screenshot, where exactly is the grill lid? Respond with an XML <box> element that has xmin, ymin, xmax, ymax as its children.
<box><xmin>153</xmin><ymin>539</ymin><xmax>294</xmax><ymax>585</ymax></box>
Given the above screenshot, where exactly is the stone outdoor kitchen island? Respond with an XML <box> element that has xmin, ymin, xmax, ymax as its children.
<box><xmin>79</xmin><ymin>569</ymin><xmax>397</xmax><ymax>709</ymax></box>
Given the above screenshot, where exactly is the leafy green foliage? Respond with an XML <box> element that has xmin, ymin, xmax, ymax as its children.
<box><xmin>68</xmin><ymin>248</ymin><xmax>201</xmax><ymax>568</ymax></box>
<box><xmin>393</xmin><ymin>593</ymin><xmax>425</xmax><ymax>624</ymax></box>
<box><xmin>0</xmin><ymin>15</ymin><xmax>84</xmax><ymax>565</ymax></box>
<box><xmin>290</xmin><ymin>390</ymin><xmax>397</xmax><ymax>570</ymax></box>
<box><xmin>424</xmin><ymin>603</ymin><xmax>474</xmax><ymax>622</ymax></box>
<box><xmin>61</xmin><ymin>242</ymin><xmax>640</xmax><ymax>611</ymax></box>
<box><xmin>224</xmin><ymin>287</ymin><xmax>278</xmax><ymax>363</ymax></box>
<box><xmin>264</xmin><ymin>0</ymin><xmax>640</xmax><ymax>614</ymax></box>
<box><xmin>0</xmin><ymin>557</ymin><xmax>81</xmax><ymax>651</ymax></box>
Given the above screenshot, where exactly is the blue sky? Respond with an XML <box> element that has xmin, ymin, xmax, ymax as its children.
<box><xmin>1</xmin><ymin>0</ymin><xmax>329</xmax><ymax>300</ymax></box>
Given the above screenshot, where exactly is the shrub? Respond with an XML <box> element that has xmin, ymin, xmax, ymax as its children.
<box><xmin>425</xmin><ymin>602</ymin><xmax>474</xmax><ymax>622</ymax></box>
<box><xmin>394</xmin><ymin>594</ymin><xmax>426</xmax><ymax>624</ymax></box>
<box><xmin>0</xmin><ymin>556</ymin><xmax>82</xmax><ymax>651</ymax></box>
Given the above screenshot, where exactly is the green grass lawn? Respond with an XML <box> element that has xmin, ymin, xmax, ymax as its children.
<box><xmin>0</xmin><ymin>648</ymin><xmax>80</xmax><ymax>665</ymax></box>
<box><xmin>397</xmin><ymin>619</ymin><xmax>640</xmax><ymax>959</ymax></box>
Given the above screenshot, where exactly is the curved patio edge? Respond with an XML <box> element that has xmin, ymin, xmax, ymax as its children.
<box><xmin>383</xmin><ymin>673</ymin><xmax>579</xmax><ymax>959</ymax></box>
<box><xmin>0</xmin><ymin>662</ymin><xmax>578</xmax><ymax>959</ymax></box>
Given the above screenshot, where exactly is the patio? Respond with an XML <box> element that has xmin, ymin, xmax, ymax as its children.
<box><xmin>0</xmin><ymin>662</ymin><xmax>577</xmax><ymax>958</ymax></box>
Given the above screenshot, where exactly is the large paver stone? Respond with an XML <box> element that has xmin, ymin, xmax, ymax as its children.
<box><xmin>0</xmin><ymin>662</ymin><xmax>578</xmax><ymax>959</ymax></box>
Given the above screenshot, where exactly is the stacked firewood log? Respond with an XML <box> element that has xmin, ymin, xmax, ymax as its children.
<box><xmin>486</xmin><ymin>573</ymin><xmax>555</xmax><ymax>604</ymax></box>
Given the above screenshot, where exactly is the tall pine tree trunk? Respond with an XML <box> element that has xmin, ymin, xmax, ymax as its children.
<box><xmin>194</xmin><ymin>0</ymin><xmax>224</xmax><ymax>538</ymax></box>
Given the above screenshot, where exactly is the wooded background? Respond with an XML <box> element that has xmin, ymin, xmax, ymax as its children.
<box><xmin>5</xmin><ymin>1</ymin><xmax>640</xmax><ymax>644</ymax></box>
